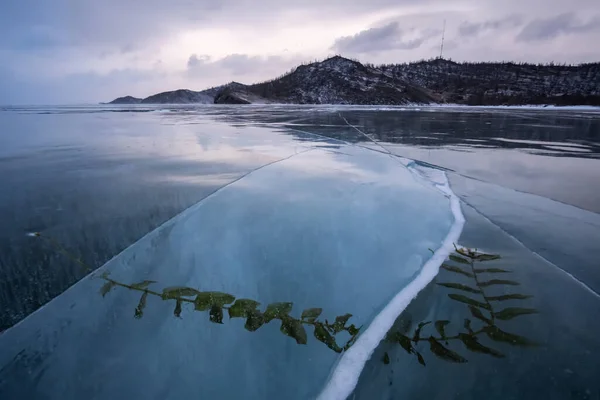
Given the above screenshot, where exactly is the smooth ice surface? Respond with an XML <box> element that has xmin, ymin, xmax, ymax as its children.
<box><xmin>352</xmin><ymin>203</ymin><xmax>600</xmax><ymax>400</ymax></box>
<box><xmin>450</xmin><ymin>175</ymin><xmax>600</xmax><ymax>296</ymax></box>
<box><xmin>0</xmin><ymin>142</ymin><xmax>457</xmax><ymax>399</ymax></box>
<box><xmin>0</xmin><ymin>109</ymin><xmax>316</xmax><ymax>329</ymax></box>
<box><xmin>3</xmin><ymin>104</ymin><xmax>598</xmax><ymax>400</ymax></box>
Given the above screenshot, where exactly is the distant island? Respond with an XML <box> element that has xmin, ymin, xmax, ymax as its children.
<box><xmin>107</xmin><ymin>56</ymin><xmax>600</xmax><ymax>106</ymax></box>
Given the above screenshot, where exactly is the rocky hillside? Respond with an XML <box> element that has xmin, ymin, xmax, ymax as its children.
<box><xmin>381</xmin><ymin>59</ymin><xmax>600</xmax><ymax>105</ymax></box>
<box><xmin>108</xmin><ymin>95</ymin><xmax>142</xmax><ymax>104</ymax></box>
<box><xmin>236</xmin><ymin>56</ymin><xmax>435</xmax><ymax>105</ymax></box>
<box><xmin>108</xmin><ymin>56</ymin><xmax>600</xmax><ymax>106</ymax></box>
<box><xmin>109</xmin><ymin>83</ymin><xmax>247</xmax><ymax>105</ymax></box>
<box><xmin>140</xmin><ymin>89</ymin><xmax>213</xmax><ymax>104</ymax></box>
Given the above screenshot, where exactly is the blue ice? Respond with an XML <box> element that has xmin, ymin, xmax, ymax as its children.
<box><xmin>0</xmin><ymin>144</ymin><xmax>462</xmax><ymax>399</ymax></box>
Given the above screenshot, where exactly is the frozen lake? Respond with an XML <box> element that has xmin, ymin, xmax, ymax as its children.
<box><xmin>0</xmin><ymin>105</ymin><xmax>599</xmax><ymax>399</ymax></box>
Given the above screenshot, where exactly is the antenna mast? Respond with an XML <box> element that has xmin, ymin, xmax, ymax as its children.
<box><xmin>439</xmin><ymin>19</ymin><xmax>446</xmax><ymax>59</ymax></box>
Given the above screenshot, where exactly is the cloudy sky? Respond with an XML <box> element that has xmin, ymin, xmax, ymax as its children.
<box><xmin>1</xmin><ymin>0</ymin><xmax>598</xmax><ymax>104</ymax></box>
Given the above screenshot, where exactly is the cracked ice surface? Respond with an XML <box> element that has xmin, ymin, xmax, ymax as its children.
<box><xmin>0</xmin><ymin>137</ymin><xmax>458</xmax><ymax>399</ymax></box>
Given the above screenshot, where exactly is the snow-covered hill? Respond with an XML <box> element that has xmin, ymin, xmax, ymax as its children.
<box><xmin>140</xmin><ymin>89</ymin><xmax>213</xmax><ymax>104</ymax></box>
<box><xmin>107</xmin><ymin>95</ymin><xmax>142</xmax><ymax>104</ymax></box>
<box><xmin>239</xmin><ymin>56</ymin><xmax>435</xmax><ymax>105</ymax></box>
<box><xmin>381</xmin><ymin>59</ymin><xmax>600</xmax><ymax>105</ymax></box>
<box><xmin>107</xmin><ymin>56</ymin><xmax>600</xmax><ymax>106</ymax></box>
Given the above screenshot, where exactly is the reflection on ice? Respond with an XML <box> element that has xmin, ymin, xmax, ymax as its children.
<box><xmin>0</xmin><ymin>143</ymin><xmax>461</xmax><ymax>399</ymax></box>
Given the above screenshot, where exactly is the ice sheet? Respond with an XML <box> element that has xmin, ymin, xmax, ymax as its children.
<box><xmin>0</xmin><ymin>144</ymin><xmax>458</xmax><ymax>399</ymax></box>
<box><xmin>449</xmin><ymin>174</ymin><xmax>600</xmax><ymax>296</ymax></box>
<box><xmin>352</xmin><ymin>203</ymin><xmax>600</xmax><ymax>400</ymax></box>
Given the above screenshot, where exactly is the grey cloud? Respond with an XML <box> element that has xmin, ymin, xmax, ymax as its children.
<box><xmin>217</xmin><ymin>54</ymin><xmax>271</xmax><ymax>75</ymax></box>
<box><xmin>98</xmin><ymin>43</ymin><xmax>137</xmax><ymax>60</ymax></box>
<box><xmin>120</xmin><ymin>44</ymin><xmax>137</xmax><ymax>54</ymax></box>
<box><xmin>331</xmin><ymin>22</ymin><xmax>441</xmax><ymax>54</ymax></box>
<box><xmin>187</xmin><ymin>54</ymin><xmax>211</xmax><ymax>68</ymax></box>
<box><xmin>516</xmin><ymin>12</ymin><xmax>600</xmax><ymax>42</ymax></box>
<box><xmin>333</xmin><ymin>22</ymin><xmax>399</xmax><ymax>54</ymax></box>
<box><xmin>186</xmin><ymin>53</ymin><xmax>304</xmax><ymax>79</ymax></box>
<box><xmin>458</xmin><ymin>15</ymin><xmax>523</xmax><ymax>37</ymax></box>
<box><xmin>99</xmin><ymin>50</ymin><xmax>112</xmax><ymax>60</ymax></box>
<box><xmin>1</xmin><ymin>0</ymin><xmax>432</xmax><ymax>52</ymax></box>
<box><xmin>0</xmin><ymin>1</ymin><xmax>219</xmax><ymax>51</ymax></box>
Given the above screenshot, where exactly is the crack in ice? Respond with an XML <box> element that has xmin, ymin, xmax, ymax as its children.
<box><xmin>317</xmin><ymin>171</ymin><xmax>465</xmax><ymax>400</ymax></box>
<box><xmin>458</xmin><ymin>196</ymin><xmax>600</xmax><ymax>300</ymax></box>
